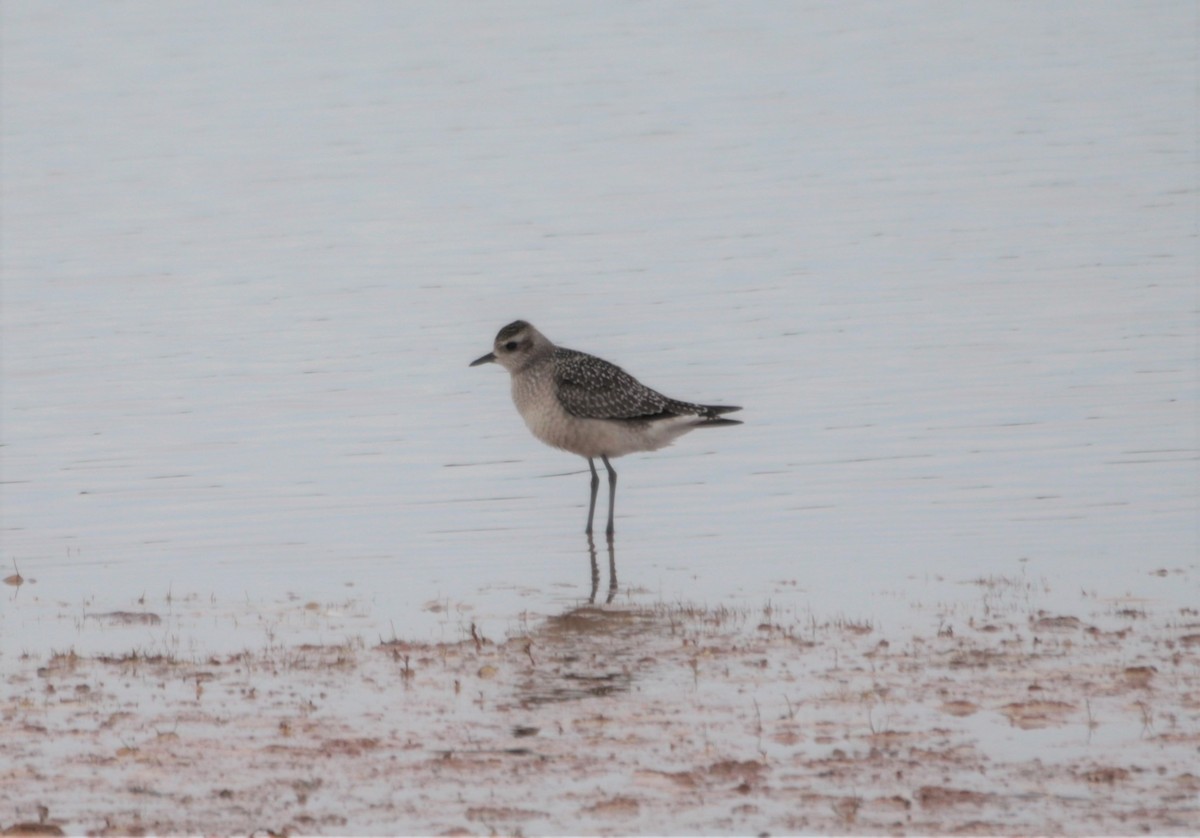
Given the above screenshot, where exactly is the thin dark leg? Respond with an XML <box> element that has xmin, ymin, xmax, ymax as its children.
<box><xmin>585</xmin><ymin>458</ymin><xmax>600</xmax><ymax>535</ymax></box>
<box><xmin>601</xmin><ymin>455</ymin><xmax>617</xmax><ymax>538</ymax></box>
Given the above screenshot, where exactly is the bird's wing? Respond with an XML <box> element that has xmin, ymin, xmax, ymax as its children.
<box><xmin>553</xmin><ymin>349</ymin><xmax>671</xmax><ymax>420</ymax></box>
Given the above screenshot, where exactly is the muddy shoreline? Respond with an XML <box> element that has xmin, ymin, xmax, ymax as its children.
<box><xmin>3</xmin><ymin>579</ymin><xmax>1198</xmax><ymax>835</ymax></box>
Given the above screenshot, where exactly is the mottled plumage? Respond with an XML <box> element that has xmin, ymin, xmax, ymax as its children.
<box><xmin>551</xmin><ymin>348</ymin><xmax>740</xmax><ymax>424</ymax></box>
<box><xmin>470</xmin><ymin>320</ymin><xmax>742</xmax><ymax>536</ymax></box>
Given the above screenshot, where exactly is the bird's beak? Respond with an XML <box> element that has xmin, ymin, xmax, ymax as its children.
<box><xmin>469</xmin><ymin>352</ymin><xmax>497</xmax><ymax>367</ymax></box>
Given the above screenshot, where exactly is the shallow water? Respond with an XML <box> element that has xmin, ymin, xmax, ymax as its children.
<box><xmin>4</xmin><ymin>582</ymin><xmax>1197</xmax><ymax>835</ymax></box>
<box><xmin>3</xmin><ymin>1</ymin><xmax>1195</xmax><ymax>665</ymax></box>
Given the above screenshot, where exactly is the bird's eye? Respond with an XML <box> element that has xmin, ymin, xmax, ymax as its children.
<box><xmin>504</xmin><ymin>341</ymin><xmax>518</xmax><ymax>351</ymax></box>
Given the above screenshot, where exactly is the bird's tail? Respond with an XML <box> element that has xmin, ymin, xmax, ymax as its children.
<box><xmin>698</xmin><ymin>404</ymin><xmax>742</xmax><ymax>425</ymax></box>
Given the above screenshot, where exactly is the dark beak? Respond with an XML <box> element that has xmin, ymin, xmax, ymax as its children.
<box><xmin>469</xmin><ymin>352</ymin><xmax>497</xmax><ymax>367</ymax></box>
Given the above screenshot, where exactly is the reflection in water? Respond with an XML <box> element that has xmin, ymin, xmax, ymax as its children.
<box><xmin>516</xmin><ymin>602</ymin><xmax>657</xmax><ymax>709</ymax></box>
<box><xmin>513</xmin><ymin>536</ymin><xmax>642</xmax><ymax>708</ymax></box>
<box><xmin>586</xmin><ymin>534</ymin><xmax>617</xmax><ymax>605</ymax></box>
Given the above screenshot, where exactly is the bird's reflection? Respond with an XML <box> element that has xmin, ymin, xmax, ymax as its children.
<box><xmin>586</xmin><ymin>533</ymin><xmax>618</xmax><ymax>604</ymax></box>
<box><xmin>515</xmin><ymin>539</ymin><xmax>645</xmax><ymax>709</ymax></box>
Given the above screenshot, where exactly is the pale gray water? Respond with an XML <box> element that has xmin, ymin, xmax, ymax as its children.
<box><xmin>2</xmin><ymin>2</ymin><xmax>1195</xmax><ymax>660</ymax></box>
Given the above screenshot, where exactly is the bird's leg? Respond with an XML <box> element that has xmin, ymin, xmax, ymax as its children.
<box><xmin>602</xmin><ymin>454</ymin><xmax>617</xmax><ymax>539</ymax></box>
<box><xmin>586</xmin><ymin>458</ymin><xmax>600</xmax><ymax>535</ymax></box>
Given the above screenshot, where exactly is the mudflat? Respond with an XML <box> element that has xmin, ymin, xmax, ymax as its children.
<box><xmin>3</xmin><ymin>573</ymin><xmax>1197</xmax><ymax>835</ymax></box>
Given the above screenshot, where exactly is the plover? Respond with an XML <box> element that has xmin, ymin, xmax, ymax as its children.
<box><xmin>470</xmin><ymin>320</ymin><xmax>742</xmax><ymax>536</ymax></box>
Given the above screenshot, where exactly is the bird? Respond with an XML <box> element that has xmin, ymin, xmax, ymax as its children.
<box><xmin>469</xmin><ymin>320</ymin><xmax>742</xmax><ymax>537</ymax></box>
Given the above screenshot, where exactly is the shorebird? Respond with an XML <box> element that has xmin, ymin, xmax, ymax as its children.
<box><xmin>470</xmin><ymin>320</ymin><xmax>742</xmax><ymax>536</ymax></box>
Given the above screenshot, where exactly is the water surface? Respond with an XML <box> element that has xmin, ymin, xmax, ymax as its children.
<box><xmin>2</xmin><ymin>2</ymin><xmax>1194</xmax><ymax>660</ymax></box>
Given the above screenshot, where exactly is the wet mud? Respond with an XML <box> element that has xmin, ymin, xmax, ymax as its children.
<box><xmin>3</xmin><ymin>578</ymin><xmax>1198</xmax><ymax>835</ymax></box>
